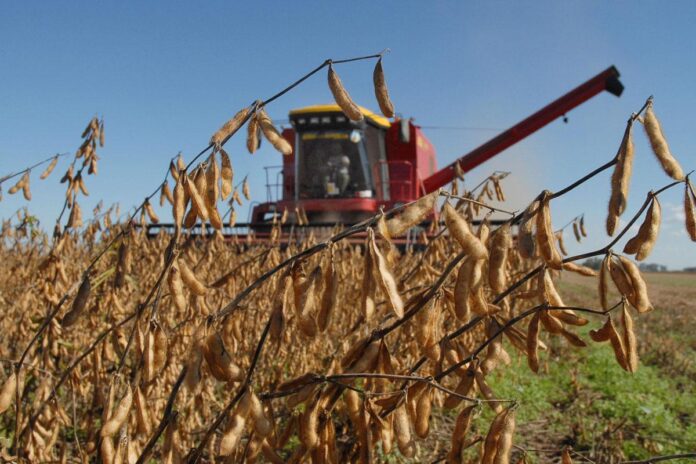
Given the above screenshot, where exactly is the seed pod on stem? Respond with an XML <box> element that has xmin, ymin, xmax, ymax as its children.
<box><xmin>447</xmin><ymin>405</ymin><xmax>476</xmax><ymax>464</ymax></box>
<box><xmin>386</xmin><ymin>189</ymin><xmax>439</xmax><ymax>236</ymax></box>
<box><xmin>623</xmin><ymin>196</ymin><xmax>661</xmax><ymax>261</ymax></box>
<box><xmin>607</xmin><ymin>122</ymin><xmax>635</xmax><ymax>235</ymax></box>
<box><xmin>327</xmin><ymin>63</ymin><xmax>363</xmax><ymax>121</ymax></box>
<box><xmin>393</xmin><ymin>402</ymin><xmax>415</xmax><ymax>458</ymax></box>
<box><xmin>598</xmin><ymin>255</ymin><xmax>611</xmax><ymax>311</ymax></box>
<box><xmin>526</xmin><ymin>312</ymin><xmax>541</xmax><ymax>373</ymax></box>
<box><xmin>40</xmin><ymin>156</ymin><xmax>59</xmax><ymax>179</ymax></box>
<box><xmin>642</xmin><ymin>100</ymin><xmax>684</xmax><ymax>180</ymax></box>
<box><xmin>246</xmin><ymin>109</ymin><xmax>261</xmax><ymax>154</ymax></box>
<box><xmin>368</xmin><ymin>229</ymin><xmax>404</xmax><ymax>318</ymax></box>
<box><xmin>444</xmin><ymin>203</ymin><xmax>488</xmax><ymax>259</ymax></box>
<box><xmin>373</xmin><ymin>58</ymin><xmax>394</xmax><ymax>118</ymax></box>
<box><xmin>517</xmin><ymin>201</ymin><xmax>538</xmax><ymax>259</ymax></box>
<box><xmin>685</xmin><ymin>181</ymin><xmax>696</xmax><ymax>241</ymax></box>
<box><xmin>62</xmin><ymin>275</ymin><xmax>91</xmax><ymax>327</ymax></box>
<box><xmin>183</xmin><ymin>174</ymin><xmax>207</xmax><ymax>225</ymax></box>
<box><xmin>535</xmin><ymin>191</ymin><xmax>563</xmax><ymax>269</ymax></box>
<box><xmin>100</xmin><ymin>386</ymin><xmax>133</xmax><ymax>437</ymax></box>
<box><xmin>172</xmin><ymin>174</ymin><xmax>186</xmax><ymax>232</ymax></box>
<box><xmin>210</xmin><ymin>106</ymin><xmax>251</xmax><ymax>149</ymax></box>
<box><xmin>621</xmin><ymin>302</ymin><xmax>638</xmax><ymax>373</ymax></box>
<box><xmin>159</xmin><ymin>182</ymin><xmax>173</xmax><ymax>207</ymax></box>
<box><xmin>617</xmin><ymin>255</ymin><xmax>652</xmax><ymax>313</ymax></box>
<box><xmin>177</xmin><ymin>259</ymin><xmax>207</xmax><ymax>296</ymax></box>
<box><xmin>257</xmin><ymin>108</ymin><xmax>293</xmax><ymax>155</ymax></box>
<box><xmin>488</xmin><ymin>223</ymin><xmax>511</xmax><ymax>293</ymax></box>
<box><xmin>168</xmin><ymin>263</ymin><xmax>187</xmax><ymax>313</ymax></box>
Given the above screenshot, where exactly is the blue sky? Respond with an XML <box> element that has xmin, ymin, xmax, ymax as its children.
<box><xmin>1</xmin><ymin>2</ymin><xmax>695</xmax><ymax>268</ymax></box>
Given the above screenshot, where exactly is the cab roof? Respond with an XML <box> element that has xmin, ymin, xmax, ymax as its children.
<box><xmin>289</xmin><ymin>104</ymin><xmax>391</xmax><ymax>129</ymax></box>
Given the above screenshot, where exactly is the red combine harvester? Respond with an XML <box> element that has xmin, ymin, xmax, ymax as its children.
<box><xmin>145</xmin><ymin>66</ymin><xmax>623</xmax><ymax>241</ymax></box>
<box><xmin>249</xmin><ymin>66</ymin><xmax>623</xmax><ymax>234</ymax></box>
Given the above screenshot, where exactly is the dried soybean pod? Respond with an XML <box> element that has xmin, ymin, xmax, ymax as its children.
<box><xmin>20</xmin><ymin>176</ymin><xmax>32</xmax><ymax>201</ymax></box>
<box><xmin>535</xmin><ymin>191</ymin><xmax>563</xmax><ymax>269</ymax></box>
<box><xmin>493</xmin><ymin>407</ymin><xmax>516</xmax><ymax>464</ymax></box>
<box><xmin>481</xmin><ymin>407</ymin><xmax>510</xmax><ymax>464</ymax></box>
<box><xmin>368</xmin><ymin>229</ymin><xmax>404</xmax><ymax>318</ymax></box>
<box><xmin>177</xmin><ymin>259</ymin><xmax>207</xmax><ymax>296</ymax></box>
<box><xmin>159</xmin><ymin>182</ymin><xmax>173</xmax><ymax>207</ymax></box>
<box><xmin>246</xmin><ymin>110</ymin><xmax>261</xmax><ymax>154</ymax></box>
<box><xmin>623</xmin><ymin>196</ymin><xmax>661</xmax><ymax>260</ymax></box>
<box><xmin>608</xmin><ymin>317</ymin><xmax>630</xmax><ymax>371</ymax></box>
<box><xmin>618</xmin><ymin>255</ymin><xmax>652</xmax><ymax>313</ymax></box>
<box><xmin>517</xmin><ymin>201</ymin><xmax>538</xmax><ymax>259</ymax></box>
<box><xmin>248</xmin><ymin>391</ymin><xmax>272</xmax><ymax>437</ymax></box>
<box><xmin>257</xmin><ymin>108</ymin><xmax>293</xmax><ymax>155</ymax></box>
<box><xmin>542</xmin><ymin>269</ymin><xmax>565</xmax><ymax>307</ymax></box>
<box><xmin>269</xmin><ymin>275</ymin><xmax>290</xmax><ymax>342</ymax></box>
<box><xmin>446</xmin><ymin>405</ymin><xmax>476</xmax><ymax>464</ymax></box>
<box><xmin>562</xmin><ymin>262</ymin><xmax>597</xmax><ymax>277</ymax></box>
<box><xmin>62</xmin><ymin>275</ymin><xmax>91</xmax><ymax>327</ymax></box>
<box><xmin>526</xmin><ymin>312</ymin><xmax>541</xmax><ymax>373</ymax></box>
<box><xmin>203</xmin><ymin>331</ymin><xmax>243</xmax><ymax>382</ymax></box>
<box><xmin>555</xmin><ymin>231</ymin><xmax>568</xmax><ymax>256</ymax></box>
<box><xmin>317</xmin><ymin>247</ymin><xmax>337</xmax><ymax>332</ymax></box>
<box><xmin>609</xmin><ymin>256</ymin><xmax>635</xmax><ymax>302</ymax></box>
<box><xmin>394</xmin><ymin>402</ymin><xmax>415</xmax><ymax>458</ymax></box>
<box><xmin>454</xmin><ymin>258</ymin><xmax>473</xmax><ymax>321</ymax></box>
<box><xmin>579</xmin><ymin>215</ymin><xmax>587</xmax><ymax>237</ymax></box>
<box><xmin>300</xmin><ymin>393</ymin><xmax>322</xmax><ymax>451</ymax></box>
<box><xmin>172</xmin><ymin>174</ymin><xmax>186</xmax><ymax>230</ymax></box>
<box><xmin>101</xmin><ymin>386</ymin><xmax>133</xmax><ymax>437</ymax></box>
<box><xmin>168</xmin><ymin>263</ymin><xmax>187</xmax><ymax>313</ymax></box>
<box><xmin>373</xmin><ymin>58</ymin><xmax>394</xmax><ymax>118</ymax></box>
<box><xmin>220</xmin><ymin>149</ymin><xmax>234</xmax><ymax>200</ymax></box>
<box><xmin>685</xmin><ymin>182</ymin><xmax>696</xmax><ymax>241</ymax></box>
<box><xmin>621</xmin><ymin>302</ymin><xmax>638</xmax><ymax>373</ymax></box>
<box><xmin>386</xmin><ymin>189</ymin><xmax>439</xmax><ymax>236</ymax></box>
<box><xmin>184</xmin><ymin>172</ymin><xmax>208</xmax><ymax>221</ymax></box>
<box><xmin>572</xmin><ymin>220</ymin><xmax>581</xmax><ymax>242</ymax></box>
<box><xmin>0</xmin><ymin>371</ymin><xmax>18</xmax><ymax>415</ymax></box>
<box><xmin>143</xmin><ymin>199</ymin><xmax>159</xmax><ymax>224</ymax></box>
<box><xmin>361</xmin><ymin>239</ymin><xmax>376</xmax><ymax>320</ymax></box>
<box><xmin>7</xmin><ymin>174</ymin><xmax>25</xmax><ymax>195</ymax></box>
<box><xmin>205</xmin><ymin>155</ymin><xmax>222</xmax><ymax>229</ymax></box>
<box><xmin>327</xmin><ymin>63</ymin><xmax>363</xmax><ymax>121</ymax></box>
<box><xmin>219</xmin><ymin>392</ymin><xmax>252</xmax><ymax>456</ymax></box>
<box><xmin>133</xmin><ymin>386</ymin><xmax>152</xmax><ymax>436</ymax></box>
<box><xmin>414</xmin><ymin>385</ymin><xmax>433</xmax><ymax>438</ymax></box>
<box><xmin>444</xmin><ymin>365</ymin><xmax>476</xmax><ymax>409</ymax></box>
<box><xmin>598</xmin><ymin>255</ymin><xmax>611</xmax><ymax>311</ymax></box>
<box><xmin>210</xmin><ymin>106</ymin><xmax>251</xmax><ymax>149</ymax></box>
<box><xmin>643</xmin><ymin>100</ymin><xmax>684</xmax><ymax>180</ymax></box>
<box><xmin>40</xmin><ymin>156</ymin><xmax>59</xmax><ymax>179</ymax></box>
<box><xmin>607</xmin><ymin>122</ymin><xmax>635</xmax><ymax>235</ymax></box>
<box><xmin>589</xmin><ymin>317</ymin><xmax>614</xmax><ymax>342</ymax></box>
<box><xmin>444</xmin><ymin>203</ymin><xmax>488</xmax><ymax>259</ymax></box>
<box><xmin>488</xmin><ymin>223</ymin><xmax>511</xmax><ymax>293</ymax></box>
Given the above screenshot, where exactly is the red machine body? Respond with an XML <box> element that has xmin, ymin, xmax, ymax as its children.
<box><xmin>250</xmin><ymin>66</ymin><xmax>623</xmax><ymax>229</ymax></box>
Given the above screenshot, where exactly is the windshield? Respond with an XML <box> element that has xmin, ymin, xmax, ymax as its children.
<box><xmin>296</xmin><ymin>131</ymin><xmax>370</xmax><ymax>199</ymax></box>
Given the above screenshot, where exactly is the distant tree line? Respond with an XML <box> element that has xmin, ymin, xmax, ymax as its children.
<box><xmin>581</xmin><ymin>257</ymin><xmax>675</xmax><ymax>272</ymax></box>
